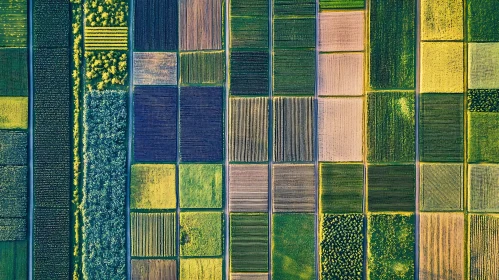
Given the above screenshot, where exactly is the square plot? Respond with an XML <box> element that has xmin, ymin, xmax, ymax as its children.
<box><xmin>367</xmin><ymin>92</ymin><xmax>415</xmax><ymax>163</ymax></box>
<box><xmin>468</xmin><ymin>89</ymin><xmax>499</xmax><ymax>112</ymax></box>
<box><xmin>419</xmin><ymin>213</ymin><xmax>464</xmax><ymax>280</ymax></box>
<box><xmin>230</xmin><ymin>213</ymin><xmax>269</xmax><ymax>272</ymax></box>
<box><xmin>273</xmin><ymin>164</ymin><xmax>315</xmax><ymax>212</ymax></box>
<box><xmin>180</xmin><ymin>87</ymin><xmax>223</xmax><ymax>162</ymax></box>
<box><xmin>469</xmin><ymin>43</ymin><xmax>499</xmax><ymax>89</ymax></box>
<box><xmin>420</xmin><ymin>163</ymin><xmax>463</xmax><ymax>211</ymax></box>
<box><xmin>133</xmin><ymin>52</ymin><xmax>177</xmax><ymax>85</ymax></box>
<box><xmin>0</xmin><ymin>48</ymin><xmax>27</xmax><ymax>96</ymax></box>
<box><xmin>0</xmin><ymin>0</ymin><xmax>27</xmax><ymax>47</ymax></box>
<box><xmin>468</xmin><ymin>112</ymin><xmax>499</xmax><ymax>163</ymax></box>
<box><xmin>130</xmin><ymin>164</ymin><xmax>176</xmax><ymax>210</ymax></box>
<box><xmin>273</xmin><ymin>97</ymin><xmax>314</xmax><ymax>162</ymax></box>
<box><xmin>368</xmin><ymin>165</ymin><xmax>416</xmax><ymax>212</ymax></box>
<box><xmin>179</xmin><ymin>0</ymin><xmax>222</xmax><ymax>50</ymax></box>
<box><xmin>0</xmin><ymin>218</ymin><xmax>26</xmax><ymax>241</ymax></box>
<box><xmin>419</xmin><ymin>94</ymin><xmax>464</xmax><ymax>162</ymax></box>
<box><xmin>131</xmin><ymin>212</ymin><xmax>176</xmax><ymax>257</ymax></box>
<box><xmin>368</xmin><ymin>214</ymin><xmax>415</xmax><ymax>279</ymax></box>
<box><xmin>318</xmin><ymin>97</ymin><xmax>363</xmax><ymax>162</ymax></box>
<box><xmin>318</xmin><ymin>53</ymin><xmax>363</xmax><ymax>96</ymax></box>
<box><xmin>132</xmin><ymin>259</ymin><xmax>177</xmax><ymax>280</ymax></box>
<box><xmin>318</xmin><ymin>11</ymin><xmax>364</xmax><ymax>52</ymax></box>
<box><xmin>230</xmin><ymin>51</ymin><xmax>269</xmax><ymax>96</ymax></box>
<box><xmin>320</xmin><ymin>163</ymin><xmax>363</xmax><ymax>213</ymax></box>
<box><xmin>274</xmin><ymin>0</ymin><xmax>315</xmax><ymax>16</ymax></box>
<box><xmin>180</xmin><ymin>212</ymin><xmax>223</xmax><ymax>256</ymax></box>
<box><xmin>421</xmin><ymin>42</ymin><xmax>463</xmax><ymax>93</ymax></box>
<box><xmin>319</xmin><ymin>0</ymin><xmax>364</xmax><ymax>9</ymax></box>
<box><xmin>273</xmin><ymin>49</ymin><xmax>315</xmax><ymax>95</ymax></box>
<box><xmin>467</xmin><ymin>0</ymin><xmax>499</xmax><ymax>42</ymax></box>
<box><xmin>180</xmin><ymin>51</ymin><xmax>224</xmax><ymax>85</ymax></box>
<box><xmin>180</xmin><ymin>258</ymin><xmax>223</xmax><ymax>280</ymax></box>
<box><xmin>421</xmin><ymin>0</ymin><xmax>463</xmax><ymax>41</ymax></box>
<box><xmin>134</xmin><ymin>86</ymin><xmax>177</xmax><ymax>162</ymax></box>
<box><xmin>273</xmin><ymin>17</ymin><xmax>316</xmax><ymax>49</ymax></box>
<box><xmin>230</xmin><ymin>0</ymin><xmax>268</xmax><ymax>17</ymax></box>
<box><xmin>272</xmin><ymin>214</ymin><xmax>315</xmax><ymax>280</ymax></box>
<box><xmin>320</xmin><ymin>214</ymin><xmax>364</xmax><ymax>279</ymax></box>
<box><xmin>229</xmin><ymin>98</ymin><xmax>268</xmax><ymax>162</ymax></box>
<box><xmin>179</xmin><ymin>164</ymin><xmax>223</xmax><ymax>209</ymax></box>
<box><xmin>0</xmin><ymin>130</ymin><xmax>27</xmax><ymax>165</ymax></box>
<box><xmin>230</xmin><ymin>16</ymin><xmax>268</xmax><ymax>49</ymax></box>
<box><xmin>229</xmin><ymin>164</ymin><xmax>268</xmax><ymax>212</ymax></box>
<box><xmin>470</xmin><ymin>214</ymin><xmax>499</xmax><ymax>279</ymax></box>
<box><xmin>0</xmin><ymin>97</ymin><xmax>27</xmax><ymax>129</ymax></box>
<box><xmin>369</xmin><ymin>0</ymin><xmax>415</xmax><ymax>90</ymax></box>
<box><xmin>470</xmin><ymin>164</ymin><xmax>499</xmax><ymax>212</ymax></box>
<box><xmin>134</xmin><ymin>0</ymin><xmax>178</xmax><ymax>51</ymax></box>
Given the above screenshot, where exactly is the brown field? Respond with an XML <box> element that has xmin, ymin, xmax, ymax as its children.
<box><xmin>132</xmin><ymin>259</ymin><xmax>176</xmax><ymax>280</ymax></box>
<box><xmin>133</xmin><ymin>52</ymin><xmax>177</xmax><ymax>85</ymax></box>
<box><xmin>272</xmin><ymin>164</ymin><xmax>315</xmax><ymax>212</ymax></box>
<box><xmin>230</xmin><ymin>273</ymin><xmax>268</xmax><ymax>280</ymax></box>
<box><xmin>179</xmin><ymin>0</ymin><xmax>222</xmax><ymax>50</ymax></box>
<box><xmin>229</xmin><ymin>164</ymin><xmax>268</xmax><ymax>212</ymax></box>
<box><xmin>318</xmin><ymin>53</ymin><xmax>364</xmax><ymax>96</ymax></box>
<box><xmin>470</xmin><ymin>214</ymin><xmax>499</xmax><ymax>279</ymax></box>
<box><xmin>419</xmin><ymin>212</ymin><xmax>464</xmax><ymax>279</ymax></box>
<box><xmin>318</xmin><ymin>11</ymin><xmax>364</xmax><ymax>52</ymax></box>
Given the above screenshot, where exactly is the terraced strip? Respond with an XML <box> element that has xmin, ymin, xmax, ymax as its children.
<box><xmin>131</xmin><ymin>212</ymin><xmax>176</xmax><ymax>257</ymax></box>
<box><xmin>84</xmin><ymin>27</ymin><xmax>128</xmax><ymax>50</ymax></box>
<box><xmin>230</xmin><ymin>213</ymin><xmax>269</xmax><ymax>272</ymax></box>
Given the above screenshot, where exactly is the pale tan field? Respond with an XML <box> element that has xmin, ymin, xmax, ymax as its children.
<box><xmin>272</xmin><ymin>164</ymin><xmax>315</xmax><ymax>212</ymax></box>
<box><xmin>318</xmin><ymin>11</ymin><xmax>364</xmax><ymax>52</ymax></box>
<box><xmin>470</xmin><ymin>214</ymin><xmax>499</xmax><ymax>279</ymax></box>
<box><xmin>229</xmin><ymin>164</ymin><xmax>268</xmax><ymax>212</ymax></box>
<box><xmin>230</xmin><ymin>273</ymin><xmax>269</xmax><ymax>280</ymax></box>
<box><xmin>179</xmin><ymin>0</ymin><xmax>222</xmax><ymax>50</ymax></box>
<box><xmin>318</xmin><ymin>53</ymin><xmax>364</xmax><ymax>96</ymax></box>
<box><xmin>132</xmin><ymin>259</ymin><xmax>176</xmax><ymax>280</ymax></box>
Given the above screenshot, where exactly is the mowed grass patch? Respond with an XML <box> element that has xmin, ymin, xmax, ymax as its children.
<box><xmin>468</xmin><ymin>112</ymin><xmax>499</xmax><ymax>163</ymax></box>
<box><xmin>131</xmin><ymin>212</ymin><xmax>176</xmax><ymax>257</ymax></box>
<box><xmin>419</xmin><ymin>93</ymin><xmax>464</xmax><ymax>162</ymax></box>
<box><xmin>419</xmin><ymin>213</ymin><xmax>464</xmax><ymax>279</ymax></box>
<box><xmin>368</xmin><ymin>165</ymin><xmax>415</xmax><ymax>212</ymax></box>
<box><xmin>367</xmin><ymin>92</ymin><xmax>415</xmax><ymax>163</ymax></box>
<box><xmin>132</xmin><ymin>259</ymin><xmax>176</xmax><ymax>280</ymax></box>
<box><xmin>0</xmin><ymin>241</ymin><xmax>27</xmax><ymax>279</ymax></box>
<box><xmin>131</xmin><ymin>164</ymin><xmax>176</xmax><ymax>210</ymax></box>
<box><xmin>368</xmin><ymin>214</ymin><xmax>415</xmax><ymax>280</ymax></box>
<box><xmin>230</xmin><ymin>213</ymin><xmax>269</xmax><ymax>272</ymax></box>
<box><xmin>179</xmin><ymin>164</ymin><xmax>223</xmax><ymax>209</ymax></box>
<box><xmin>320</xmin><ymin>214</ymin><xmax>364</xmax><ymax>279</ymax></box>
<box><xmin>180</xmin><ymin>212</ymin><xmax>223</xmax><ymax>256</ymax></box>
<box><xmin>0</xmin><ymin>131</ymin><xmax>27</xmax><ymax>165</ymax></box>
<box><xmin>470</xmin><ymin>214</ymin><xmax>499</xmax><ymax>278</ymax></box>
<box><xmin>0</xmin><ymin>97</ymin><xmax>28</xmax><ymax>129</ymax></box>
<box><xmin>180</xmin><ymin>258</ymin><xmax>223</xmax><ymax>280</ymax></box>
<box><xmin>0</xmin><ymin>166</ymin><xmax>27</xmax><ymax>218</ymax></box>
<box><xmin>320</xmin><ymin>163</ymin><xmax>363</xmax><ymax>213</ymax></box>
<box><xmin>272</xmin><ymin>213</ymin><xmax>315</xmax><ymax>280</ymax></box>
<box><xmin>0</xmin><ymin>48</ymin><xmax>27</xmax><ymax>96</ymax></box>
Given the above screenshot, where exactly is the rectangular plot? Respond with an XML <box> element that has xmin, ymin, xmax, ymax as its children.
<box><xmin>318</xmin><ymin>11</ymin><xmax>364</xmax><ymax>52</ymax></box>
<box><xmin>421</xmin><ymin>0</ymin><xmax>463</xmax><ymax>41</ymax></box>
<box><xmin>0</xmin><ymin>131</ymin><xmax>27</xmax><ymax>165</ymax></box>
<box><xmin>273</xmin><ymin>164</ymin><xmax>315</xmax><ymax>212</ymax></box>
<box><xmin>131</xmin><ymin>212</ymin><xmax>176</xmax><ymax>257</ymax></box>
<box><xmin>33</xmin><ymin>0</ymin><xmax>70</xmax><ymax>48</ymax></box>
<box><xmin>0</xmin><ymin>219</ymin><xmax>26</xmax><ymax>241</ymax></box>
<box><xmin>420</xmin><ymin>163</ymin><xmax>463</xmax><ymax>211</ymax></box>
<box><xmin>273</xmin><ymin>49</ymin><xmax>315</xmax><ymax>95</ymax></box>
<box><xmin>320</xmin><ymin>163</ymin><xmax>363</xmax><ymax>213</ymax></box>
<box><xmin>180</xmin><ymin>258</ymin><xmax>223</xmax><ymax>280</ymax></box>
<box><xmin>318</xmin><ymin>53</ymin><xmax>364</xmax><ymax>96</ymax></box>
<box><xmin>133</xmin><ymin>52</ymin><xmax>177</xmax><ymax>85</ymax></box>
<box><xmin>368</xmin><ymin>214</ymin><xmax>415</xmax><ymax>279</ymax></box>
<box><xmin>274</xmin><ymin>0</ymin><xmax>315</xmax><ymax>16</ymax></box>
<box><xmin>131</xmin><ymin>164</ymin><xmax>176</xmax><ymax>210</ymax></box>
<box><xmin>134</xmin><ymin>0</ymin><xmax>178</xmax><ymax>51</ymax></box>
<box><xmin>84</xmin><ymin>27</ymin><xmax>128</xmax><ymax>50</ymax></box>
<box><xmin>229</xmin><ymin>164</ymin><xmax>268</xmax><ymax>212</ymax></box>
<box><xmin>272</xmin><ymin>214</ymin><xmax>315</xmax><ymax>280</ymax></box>
<box><xmin>419</xmin><ymin>94</ymin><xmax>464</xmax><ymax>162</ymax></box>
<box><xmin>468</xmin><ymin>43</ymin><xmax>499</xmax><ymax>89</ymax></box>
<box><xmin>419</xmin><ymin>213</ymin><xmax>464</xmax><ymax>280</ymax></box>
<box><xmin>0</xmin><ymin>240</ymin><xmax>27</xmax><ymax>279</ymax></box>
<box><xmin>273</xmin><ymin>18</ymin><xmax>315</xmax><ymax>49</ymax></box>
<box><xmin>468</xmin><ymin>112</ymin><xmax>499</xmax><ymax>163</ymax></box>
<box><xmin>179</xmin><ymin>164</ymin><xmax>223</xmax><ymax>209</ymax></box>
<box><xmin>320</xmin><ymin>214</ymin><xmax>364</xmax><ymax>279</ymax></box>
<box><xmin>0</xmin><ymin>48</ymin><xmax>27</xmax><ymax>96</ymax></box>
<box><xmin>180</xmin><ymin>51</ymin><xmax>224</xmax><ymax>85</ymax></box>
<box><xmin>0</xmin><ymin>0</ymin><xmax>27</xmax><ymax>47</ymax></box>
<box><xmin>230</xmin><ymin>51</ymin><xmax>269</xmax><ymax>96</ymax></box>
<box><xmin>470</xmin><ymin>214</ymin><xmax>499</xmax><ymax>279</ymax></box>
<box><xmin>230</xmin><ymin>214</ymin><xmax>269</xmax><ymax>272</ymax></box>
<box><xmin>230</xmin><ymin>273</ymin><xmax>269</xmax><ymax>280</ymax></box>
<box><xmin>273</xmin><ymin>97</ymin><xmax>314</xmax><ymax>162</ymax></box>
<box><xmin>367</xmin><ymin>92</ymin><xmax>415</xmax><ymax>163</ymax></box>
<box><xmin>229</xmin><ymin>98</ymin><xmax>268</xmax><ymax>162</ymax></box>
<box><xmin>180</xmin><ymin>212</ymin><xmax>223</xmax><ymax>257</ymax></box>
<box><xmin>230</xmin><ymin>0</ymin><xmax>268</xmax><ymax>16</ymax></box>
<box><xmin>132</xmin><ymin>259</ymin><xmax>177</xmax><ymax>280</ymax></box>
<box><xmin>320</xmin><ymin>0</ymin><xmax>364</xmax><ymax>9</ymax></box>
<box><xmin>421</xmin><ymin>42</ymin><xmax>463</xmax><ymax>93</ymax></box>
<box><xmin>0</xmin><ymin>166</ymin><xmax>27</xmax><ymax>218</ymax></box>
<box><xmin>470</xmin><ymin>164</ymin><xmax>499</xmax><ymax>212</ymax></box>
<box><xmin>318</xmin><ymin>97</ymin><xmax>363</xmax><ymax>162</ymax></box>
<box><xmin>467</xmin><ymin>0</ymin><xmax>499</xmax><ymax>42</ymax></box>
<box><xmin>368</xmin><ymin>165</ymin><xmax>415</xmax><ymax>212</ymax></box>
<box><xmin>179</xmin><ymin>0</ymin><xmax>222</xmax><ymax>50</ymax></box>
<box><xmin>231</xmin><ymin>17</ymin><xmax>269</xmax><ymax>49</ymax></box>
<box><xmin>369</xmin><ymin>0</ymin><xmax>415</xmax><ymax>89</ymax></box>
<box><xmin>0</xmin><ymin>97</ymin><xmax>28</xmax><ymax>129</ymax></box>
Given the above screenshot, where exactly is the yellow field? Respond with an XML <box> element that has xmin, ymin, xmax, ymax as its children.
<box><xmin>0</xmin><ymin>97</ymin><xmax>28</xmax><ymax>129</ymax></box>
<box><xmin>130</xmin><ymin>164</ymin><xmax>176</xmax><ymax>209</ymax></box>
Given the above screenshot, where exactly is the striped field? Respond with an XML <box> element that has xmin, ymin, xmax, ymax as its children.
<box><xmin>131</xmin><ymin>212</ymin><xmax>176</xmax><ymax>257</ymax></box>
<box><xmin>84</xmin><ymin>27</ymin><xmax>128</xmax><ymax>50</ymax></box>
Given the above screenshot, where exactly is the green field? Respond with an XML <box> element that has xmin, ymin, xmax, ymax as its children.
<box><xmin>320</xmin><ymin>163</ymin><xmax>363</xmax><ymax>213</ymax></box>
<box><xmin>180</xmin><ymin>258</ymin><xmax>223</xmax><ymax>280</ymax></box>
<box><xmin>468</xmin><ymin>112</ymin><xmax>499</xmax><ymax>163</ymax></box>
<box><xmin>420</xmin><ymin>163</ymin><xmax>463</xmax><ymax>211</ymax></box>
<box><xmin>180</xmin><ymin>51</ymin><xmax>225</xmax><ymax>85</ymax></box>
<box><xmin>180</xmin><ymin>212</ymin><xmax>223</xmax><ymax>256</ymax></box>
<box><xmin>0</xmin><ymin>241</ymin><xmax>27</xmax><ymax>279</ymax></box>
<box><xmin>272</xmin><ymin>213</ymin><xmax>315</xmax><ymax>280</ymax></box>
<box><xmin>179</xmin><ymin>164</ymin><xmax>223</xmax><ymax>209</ymax></box>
